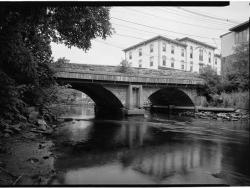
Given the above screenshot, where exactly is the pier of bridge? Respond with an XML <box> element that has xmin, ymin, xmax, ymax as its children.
<box><xmin>54</xmin><ymin>63</ymin><xmax>205</xmax><ymax>115</ymax></box>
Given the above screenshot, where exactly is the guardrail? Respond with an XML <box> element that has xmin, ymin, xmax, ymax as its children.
<box><xmin>55</xmin><ymin>68</ymin><xmax>205</xmax><ymax>85</ymax></box>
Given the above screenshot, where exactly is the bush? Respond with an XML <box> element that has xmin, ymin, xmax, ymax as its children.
<box><xmin>118</xmin><ymin>60</ymin><xmax>132</xmax><ymax>73</ymax></box>
<box><xmin>199</xmin><ymin>65</ymin><xmax>222</xmax><ymax>95</ymax></box>
<box><xmin>210</xmin><ymin>91</ymin><xmax>249</xmax><ymax>109</ymax></box>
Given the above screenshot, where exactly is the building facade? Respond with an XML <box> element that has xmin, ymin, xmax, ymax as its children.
<box><xmin>220</xmin><ymin>20</ymin><xmax>249</xmax><ymax>77</ymax></box>
<box><xmin>124</xmin><ymin>35</ymin><xmax>221</xmax><ymax>75</ymax></box>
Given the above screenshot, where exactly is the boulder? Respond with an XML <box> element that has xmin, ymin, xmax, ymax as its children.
<box><xmin>37</xmin><ymin>119</ymin><xmax>47</xmax><ymax>131</ymax></box>
<box><xmin>3</xmin><ymin>128</ymin><xmax>14</xmax><ymax>134</ymax></box>
<box><xmin>29</xmin><ymin>111</ymin><xmax>39</xmax><ymax>123</ymax></box>
<box><xmin>3</xmin><ymin>133</ymin><xmax>10</xmax><ymax>138</ymax></box>
<box><xmin>51</xmin><ymin>124</ymin><xmax>57</xmax><ymax>129</ymax></box>
<box><xmin>27</xmin><ymin>157</ymin><xmax>39</xmax><ymax>164</ymax></box>
<box><xmin>235</xmin><ymin>109</ymin><xmax>241</xmax><ymax>113</ymax></box>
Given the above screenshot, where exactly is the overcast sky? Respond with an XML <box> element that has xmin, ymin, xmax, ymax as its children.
<box><xmin>51</xmin><ymin>2</ymin><xmax>250</xmax><ymax>66</ymax></box>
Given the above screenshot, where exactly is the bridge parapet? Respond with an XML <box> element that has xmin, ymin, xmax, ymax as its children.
<box><xmin>54</xmin><ymin>63</ymin><xmax>205</xmax><ymax>86</ymax></box>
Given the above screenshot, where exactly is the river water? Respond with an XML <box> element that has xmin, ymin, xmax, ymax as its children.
<box><xmin>49</xmin><ymin>104</ymin><xmax>250</xmax><ymax>185</ymax></box>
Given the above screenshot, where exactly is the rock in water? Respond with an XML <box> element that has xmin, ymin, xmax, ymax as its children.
<box><xmin>37</xmin><ymin>119</ymin><xmax>47</xmax><ymax>131</ymax></box>
<box><xmin>29</xmin><ymin>111</ymin><xmax>39</xmax><ymax>123</ymax></box>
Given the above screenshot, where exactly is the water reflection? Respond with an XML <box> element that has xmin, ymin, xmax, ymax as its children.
<box><xmin>50</xmin><ymin>105</ymin><xmax>250</xmax><ymax>185</ymax></box>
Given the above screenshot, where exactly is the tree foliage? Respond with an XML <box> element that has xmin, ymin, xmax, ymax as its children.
<box><xmin>0</xmin><ymin>4</ymin><xmax>112</xmax><ymax>122</ymax></box>
<box><xmin>199</xmin><ymin>65</ymin><xmax>222</xmax><ymax>95</ymax></box>
<box><xmin>119</xmin><ymin>59</ymin><xmax>132</xmax><ymax>73</ymax></box>
<box><xmin>223</xmin><ymin>43</ymin><xmax>249</xmax><ymax>91</ymax></box>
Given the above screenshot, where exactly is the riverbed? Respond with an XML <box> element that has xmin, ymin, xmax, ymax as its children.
<box><xmin>0</xmin><ymin>104</ymin><xmax>249</xmax><ymax>185</ymax></box>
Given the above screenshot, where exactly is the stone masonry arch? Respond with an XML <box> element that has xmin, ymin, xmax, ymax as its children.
<box><xmin>143</xmin><ymin>86</ymin><xmax>199</xmax><ymax>107</ymax></box>
<box><xmin>69</xmin><ymin>83</ymin><xmax>124</xmax><ymax>110</ymax></box>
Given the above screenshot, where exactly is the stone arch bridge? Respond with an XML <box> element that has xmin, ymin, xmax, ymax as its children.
<box><xmin>54</xmin><ymin>63</ymin><xmax>205</xmax><ymax>115</ymax></box>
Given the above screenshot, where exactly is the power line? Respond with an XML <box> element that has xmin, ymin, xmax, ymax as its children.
<box><xmin>177</xmin><ymin>7</ymin><xmax>239</xmax><ymax>24</ymax></box>
<box><xmin>158</xmin><ymin>7</ymin><xmax>234</xmax><ymax>27</ymax></box>
<box><xmin>123</xmin><ymin>7</ymin><xmax>227</xmax><ymax>31</ymax></box>
<box><xmin>113</xmin><ymin>23</ymin><xmax>178</xmax><ymax>39</ymax></box>
<box><xmin>95</xmin><ymin>40</ymin><xmax>124</xmax><ymax>49</ymax></box>
<box><xmin>111</xmin><ymin>16</ymin><xmax>220</xmax><ymax>40</ymax></box>
<box><xmin>113</xmin><ymin>23</ymin><xmax>219</xmax><ymax>50</ymax></box>
<box><xmin>115</xmin><ymin>33</ymin><xmax>147</xmax><ymax>40</ymax></box>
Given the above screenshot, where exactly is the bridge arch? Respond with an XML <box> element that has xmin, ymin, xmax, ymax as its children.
<box><xmin>146</xmin><ymin>87</ymin><xmax>195</xmax><ymax>107</ymax></box>
<box><xmin>69</xmin><ymin>83</ymin><xmax>124</xmax><ymax>109</ymax></box>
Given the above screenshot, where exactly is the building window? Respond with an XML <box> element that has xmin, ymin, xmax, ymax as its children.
<box><xmin>208</xmin><ymin>52</ymin><xmax>211</xmax><ymax>63</ymax></box>
<box><xmin>150</xmin><ymin>44</ymin><xmax>154</xmax><ymax>53</ymax></box>
<box><xmin>190</xmin><ymin>65</ymin><xmax>193</xmax><ymax>72</ymax></box>
<box><xmin>162</xmin><ymin>55</ymin><xmax>166</xmax><ymax>66</ymax></box>
<box><xmin>150</xmin><ymin>56</ymin><xmax>154</xmax><ymax>66</ymax></box>
<box><xmin>171</xmin><ymin>58</ymin><xmax>174</xmax><ymax>68</ymax></box>
<box><xmin>199</xmin><ymin>63</ymin><xmax>204</xmax><ymax>72</ymax></box>
<box><xmin>190</xmin><ymin>61</ymin><xmax>193</xmax><ymax>72</ymax></box>
<box><xmin>139</xmin><ymin>59</ymin><xmax>142</xmax><ymax>68</ymax></box>
<box><xmin>139</xmin><ymin>48</ymin><xmax>142</xmax><ymax>56</ymax></box>
<box><xmin>162</xmin><ymin>43</ymin><xmax>166</xmax><ymax>52</ymax></box>
<box><xmin>181</xmin><ymin>60</ymin><xmax>185</xmax><ymax>70</ymax></box>
<box><xmin>181</xmin><ymin>48</ymin><xmax>184</xmax><ymax>57</ymax></box>
<box><xmin>171</xmin><ymin>45</ymin><xmax>174</xmax><ymax>54</ymax></box>
<box><xmin>199</xmin><ymin>49</ymin><xmax>203</xmax><ymax>61</ymax></box>
<box><xmin>129</xmin><ymin>52</ymin><xmax>132</xmax><ymax>60</ymax></box>
<box><xmin>190</xmin><ymin>46</ymin><xmax>193</xmax><ymax>58</ymax></box>
<box><xmin>215</xmin><ymin>58</ymin><xmax>217</xmax><ymax>65</ymax></box>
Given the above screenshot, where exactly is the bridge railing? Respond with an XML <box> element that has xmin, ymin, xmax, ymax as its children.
<box><xmin>53</xmin><ymin>63</ymin><xmax>205</xmax><ymax>86</ymax></box>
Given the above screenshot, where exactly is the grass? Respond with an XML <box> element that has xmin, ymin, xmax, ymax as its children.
<box><xmin>209</xmin><ymin>91</ymin><xmax>249</xmax><ymax>110</ymax></box>
<box><xmin>220</xmin><ymin>91</ymin><xmax>249</xmax><ymax>109</ymax></box>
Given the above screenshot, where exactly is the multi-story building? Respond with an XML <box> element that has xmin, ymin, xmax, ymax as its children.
<box><xmin>220</xmin><ymin>20</ymin><xmax>249</xmax><ymax>77</ymax></box>
<box><xmin>123</xmin><ymin>35</ymin><xmax>221</xmax><ymax>75</ymax></box>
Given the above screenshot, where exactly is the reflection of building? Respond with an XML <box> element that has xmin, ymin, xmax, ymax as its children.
<box><xmin>124</xmin><ymin>35</ymin><xmax>221</xmax><ymax>75</ymax></box>
<box><xmin>53</xmin><ymin>122</ymin><xmax>223</xmax><ymax>184</ymax></box>
<box><xmin>220</xmin><ymin>20</ymin><xmax>249</xmax><ymax>77</ymax></box>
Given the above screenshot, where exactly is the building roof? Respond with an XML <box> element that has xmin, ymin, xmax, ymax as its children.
<box><xmin>229</xmin><ymin>20</ymin><xmax>249</xmax><ymax>32</ymax></box>
<box><xmin>123</xmin><ymin>35</ymin><xmax>187</xmax><ymax>52</ymax></box>
<box><xmin>178</xmin><ymin>37</ymin><xmax>216</xmax><ymax>49</ymax></box>
<box><xmin>220</xmin><ymin>31</ymin><xmax>232</xmax><ymax>38</ymax></box>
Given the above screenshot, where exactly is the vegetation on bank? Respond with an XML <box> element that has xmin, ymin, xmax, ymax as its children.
<box><xmin>199</xmin><ymin>43</ymin><xmax>249</xmax><ymax>110</ymax></box>
<box><xmin>0</xmin><ymin>5</ymin><xmax>113</xmax><ymax>127</ymax></box>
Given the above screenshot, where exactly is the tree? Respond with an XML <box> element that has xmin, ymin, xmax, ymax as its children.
<box><xmin>54</xmin><ymin>57</ymin><xmax>70</xmax><ymax>68</ymax></box>
<box><xmin>118</xmin><ymin>59</ymin><xmax>132</xmax><ymax>73</ymax></box>
<box><xmin>55</xmin><ymin>57</ymin><xmax>70</xmax><ymax>64</ymax></box>
<box><xmin>199</xmin><ymin>65</ymin><xmax>222</xmax><ymax>95</ymax></box>
<box><xmin>223</xmin><ymin>43</ymin><xmax>249</xmax><ymax>91</ymax></box>
<box><xmin>0</xmin><ymin>4</ymin><xmax>113</xmax><ymax>122</ymax></box>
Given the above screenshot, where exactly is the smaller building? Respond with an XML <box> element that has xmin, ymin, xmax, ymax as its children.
<box><xmin>220</xmin><ymin>20</ymin><xmax>249</xmax><ymax>77</ymax></box>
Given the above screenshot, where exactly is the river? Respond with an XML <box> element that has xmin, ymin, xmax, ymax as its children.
<box><xmin>48</xmin><ymin>104</ymin><xmax>250</xmax><ymax>185</ymax></box>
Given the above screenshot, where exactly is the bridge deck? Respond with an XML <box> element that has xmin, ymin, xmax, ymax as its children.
<box><xmin>54</xmin><ymin>63</ymin><xmax>205</xmax><ymax>86</ymax></box>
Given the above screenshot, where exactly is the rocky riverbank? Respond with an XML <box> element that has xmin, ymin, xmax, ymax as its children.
<box><xmin>0</xmin><ymin>107</ymin><xmax>61</xmax><ymax>185</ymax></box>
<box><xmin>179</xmin><ymin>109</ymin><xmax>249</xmax><ymax>121</ymax></box>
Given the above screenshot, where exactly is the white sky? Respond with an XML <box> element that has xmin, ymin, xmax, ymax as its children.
<box><xmin>51</xmin><ymin>2</ymin><xmax>250</xmax><ymax>66</ymax></box>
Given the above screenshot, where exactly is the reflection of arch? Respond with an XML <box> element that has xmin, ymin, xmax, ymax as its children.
<box><xmin>149</xmin><ymin>87</ymin><xmax>194</xmax><ymax>107</ymax></box>
<box><xmin>70</xmin><ymin>83</ymin><xmax>123</xmax><ymax>109</ymax></box>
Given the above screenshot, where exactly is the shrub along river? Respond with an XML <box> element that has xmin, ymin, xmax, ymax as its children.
<box><xmin>48</xmin><ymin>104</ymin><xmax>249</xmax><ymax>185</ymax></box>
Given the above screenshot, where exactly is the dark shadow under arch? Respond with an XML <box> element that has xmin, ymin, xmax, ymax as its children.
<box><xmin>149</xmin><ymin>87</ymin><xmax>194</xmax><ymax>107</ymax></box>
<box><xmin>69</xmin><ymin>83</ymin><xmax>124</xmax><ymax>109</ymax></box>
